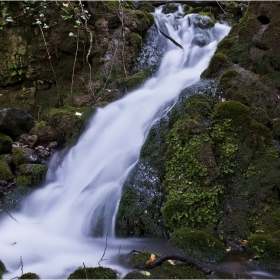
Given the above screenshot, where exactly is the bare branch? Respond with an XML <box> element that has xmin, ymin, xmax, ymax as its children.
<box><xmin>98</xmin><ymin>234</ymin><xmax>108</xmax><ymax>266</ymax></box>
<box><xmin>71</xmin><ymin>28</ymin><xmax>80</xmax><ymax>105</ymax></box>
<box><xmin>83</xmin><ymin>262</ymin><xmax>88</xmax><ymax>280</ymax></box>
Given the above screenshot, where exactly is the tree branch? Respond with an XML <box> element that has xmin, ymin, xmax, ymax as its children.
<box><xmin>134</xmin><ymin>253</ymin><xmax>212</xmax><ymax>275</ymax></box>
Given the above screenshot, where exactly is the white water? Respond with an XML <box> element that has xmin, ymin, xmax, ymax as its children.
<box><xmin>0</xmin><ymin>6</ymin><xmax>230</xmax><ymax>279</ymax></box>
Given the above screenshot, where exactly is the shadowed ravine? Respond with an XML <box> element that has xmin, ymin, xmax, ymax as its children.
<box><xmin>0</xmin><ymin>6</ymin><xmax>230</xmax><ymax>279</ymax></box>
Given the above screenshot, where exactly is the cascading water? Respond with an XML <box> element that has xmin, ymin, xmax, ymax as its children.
<box><xmin>0</xmin><ymin>5</ymin><xmax>230</xmax><ymax>279</ymax></box>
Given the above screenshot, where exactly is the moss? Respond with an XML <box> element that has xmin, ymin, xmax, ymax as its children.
<box><xmin>224</xmin><ymin>89</ymin><xmax>250</xmax><ymax>105</ymax></box>
<box><xmin>184</xmin><ymin>94</ymin><xmax>212</xmax><ymax>122</ymax></box>
<box><xmin>123</xmin><ymin>271</ymin><xmax>148</xmax><ymax>279</ymax></box>
<box><xmin>137</xmin><ymin>2</ymin><xmax>154</xmax><ymax>13</ymax></box>
<box><xmin>212</xmin><ymin>100</ymin><xmax>250</xmax><ymax>127</ymax></box>
<box><xmin>17</xmin><ymin>164</ymin><xmax>47</xmax><ymax>187</ymax></box>
<box><xmin>19</xmin><ymin>272</ymin><xmax>40</xmax><ymax>279</ymax></box>
<box><xmin>0</xmin><ymin>160</ymin><xmax>13</xmax><ymax>181</ymax></box>
<box><xmin>201</xmin><ymin>52</ymin><xmax>231</xmax><ymax>78</ymax></box>
<box><xmin>130</xmin><ymin>252</ymin><xmax>159</xmax><ymax>267</ymax></box>
<box><xmin>124</xmin><ymin>71</ymin><xmax>151</xmax><ymax>91</ymax></box>
<box><xmin>42</xmin><ymin>106</ymin><xmax>90</xmax><ymax>145</ymax></box>
<box><xmin>162</xmin><ymin>3</ymin><xmax>179</xmax><ymax>14</ymax></box>
<box><xmin>219</xmin><ymin>69</ymin><xmax>240</xmax><ymax>89</ymax></box>
<box><xmin>215</xmin><ymin>36</ymin><xmax>236</xmax><ymax>54</ymax></box>
<box><xmin>12</xmin><ymin>146</ymin><xmax>25</xmax><ymax>167</ymax></box>
<box><xmin>247</xmin><ymin>234</ymin><xmax>280</xmax><ymax>269</ymax></box>
<box><xmin>129</xmin><ymin>32</ymin><xmax>142</xmax><ymax>50</ymax></box>
<box><xmin>68</xmin><ymin>266</ymin><xmax>117</xmax><ymax>279</ymax></box>
<box><xmin>0</xmin><ymin>133</ymin><xmax>13</xmax><ymax>154</ymax></box>
<box><xmin>169</xmin><ymin>227</ymin><xmax>226</xmax><ymax>263</ymax></box>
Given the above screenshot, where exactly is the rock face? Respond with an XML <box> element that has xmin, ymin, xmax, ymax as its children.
<box><xmin>0</xmin><ymin>108</ymin><xmax>34</xmax><ymax>137</ymax></box>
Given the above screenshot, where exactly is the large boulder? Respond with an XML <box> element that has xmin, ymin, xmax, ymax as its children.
<box><xmin>0</xmin><ymin>108</ymin><xmax>34</xmax><ymax>137</ymax></box>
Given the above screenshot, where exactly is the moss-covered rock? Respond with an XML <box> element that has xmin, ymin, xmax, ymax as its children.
<box><xmin>124</xmin><ymin>71</ymin><xmax>151</xmax><ymax>91</ymax></box>
<box><xmin>42</xmin><ymin>107</ymin><xmax>89</xmax><ymax>145</ymax></box>
<box><xmin>19</xmin><ymin>272</ymin><xmax>40</xmax><ymax>279</ymax></box>
<box><xmin>247</xmin><ymin>233</ymin><xmax>280</xmax><ymax>269</ymax></box>
<box><xmin>168</xmin><ymin>227</ymin><xmax>226</xmax><ymax>263</ymax></box>
<box><xmin>0</xmin><ymin>133</ymin><xmax>12</xmax><ymax>154</ymax></box>
<box><xmin>12</xmin><ymin>146</ymin><xmax>37</xmax><ymax>167</ymax></box>
<box><xmin>67</xmin><ymin>266</ymin><xmax>117</xmax><ymax>279</ymax></box>
<box><xmin>17</xmin><ymin>163</ymin><xmax>47</xmax><ymax>187</ymax></box>
<box><xmin>29</xmin><ymin>121</ymin><xmax>58</xmax><ymax>144</ymax></box>
<box><xmin>0</xmin><ymin>159</ymin><xmax>13</xmax><ymax>181</ymax></box>
<box><xmin>122</xmin><ymin>251</ymin><xmax>207</xmax><ymax>279</ymax></box>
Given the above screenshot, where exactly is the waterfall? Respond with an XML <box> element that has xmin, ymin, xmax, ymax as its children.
<box><xmin>0</xmin><ymin>5</ymin><xmax>230</xmax><ymax>279</ymax></box>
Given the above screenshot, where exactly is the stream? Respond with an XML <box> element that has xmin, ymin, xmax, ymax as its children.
<box><xmin>1</xmin><ymin>3</ymin><xmax>278</xmax><ymax>279</ymax></box>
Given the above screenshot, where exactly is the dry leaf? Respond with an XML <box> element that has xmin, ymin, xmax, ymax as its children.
<box><xmin>140</xmin><ymin>271</ymin><xmax>151</xmax><ymax>276</ymax></box>
<box><xmin>146</xmin><ymin>254</ymin><xmax>156</xmax><ymax>264</ymax></box>
<box><xmin>62</xmin><ymin>2</ymin><xmax>69</xmax><ymax>7</ymax></box>
<box><xmin>167</xmin><ymin>259</ymin><xmax>175</xmax><ymax>265</ymax></box>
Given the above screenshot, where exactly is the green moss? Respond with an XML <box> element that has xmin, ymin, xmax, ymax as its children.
<box><xmin>224</xmin><ymin>89</ymin><xmax>250</xmax><ymax>105</ymax></box>
<box><xmin>130</xmin><ymin>252</ymin><xmax>159</xmax><ymax>267</ymax></box>
<box><xmin>219</xmin><ymin>69</ymin><xmax>240</xmax><ymax>89</ymax></box>
<box><xmin>124</xmin><ymin>71</ymin><xmax>151</xmax><ymax>91</ymax></box>
<box><xmin>19</xmin><ymin>272</ymin><xmax>40</xmax><ymax>279</ymax></box>
<box><xmin>129</xmin><ymin>32</ymin><xmax>142</xmax><ymax>50</ymax></box>
<box><xmin>247</xmin><ymin>234</ymin><xmax>280</xmax><ymax>269</ymax></box>
<box><xmin>17</xmin><ymin>164</ymin><xmax>47</xmax><ymax>187</ymax></box>
<box><xmin>216</xmin><ymin>36</ymin><xmax>236</xmax><ymax>54</ymax></box>
<box><xmin>169</xmin><ymin>227</ymin><xmax>226</xmax><ymax>263</ymax></box>
<box><xmin>137</xmin><ymin>2</ymin><xmax>154</xmax><ymax>13</ymax></box>
<box><xmin>0</xmin><ymin>133</ymin><xmax>13</xmax><ymax>154</ymax></box>
<box><xmin>0</xmin><ymin>160</ymin><xmax>13</xmax><ymax>181</ymax></box>
<box><xmin>12</xmin><ymin>146</ymin><xmax>25</xmax><ymax>167</ymax></box>
<box><xmin>212</xmin><ymin>100</ymin><xmax>250</xmax><ymax>127</ymax></box>
<box><xmin>42</xmin><ymin>106</ymin><xmax>90</xmax><ymax>145</ymax></box>
<box><xmin>123</xmin><ymin>271</ymin><xmax>148</xmax><ymax>279</ymax></box>
<box><xmin>201</xmin><ymin>52</ymin><xmax>231</xmax><ymax>78</ymax></box>
<box><xmin>68</xmin><ymin>266</ymin><xmax>117</xmax><ymax>279</ymax></box>
<box><xmin>184</xmin><ymin>94</ymin><xmax>212</xmax><ymax>122</ymax></box>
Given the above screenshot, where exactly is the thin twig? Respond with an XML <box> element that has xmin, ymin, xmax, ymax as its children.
<box><xmin>118</xmin><ymin>0</ymin><xmax>127</xmax><ymax>77</ymax></box>
<box><xmin>3</xmin><ymin>208</ymin><xmax>20</xmax><ymax>223</ymax></box>
<box><xmin>101</xmin><ymin>43</ymin><xmax>119</xmax><ymax>95</ymax></box>
<box><xmin>78</xmin><ymin>0</ymin><xmax>93</xmax><ymax>81</ymax></box>
<box><xmin>216</xmin><ymin>1</ymin><xmax>226</xmax><ymax>14</ymax></box>
<box><xmin>38</xmin><ymin>24</ymin><xmax>61</xmax><ymax>107</ymax></box>
<box><xmin>20</xmin><ymin>256</ymin><xmax>23</xmax><ymax>275</ymax></box>
<box><xmin>83</xmin><ymin>262</ymin><xmax>88</xmax><ymax>280</ymax></box>
<box><xmin>70</xmin><ymin>28</ymin><xmax>80</xmax><ymax>105</ymax></box>
<box><xmin>98</xmin><ymin>234</ymin><xmax>108</xmax><ymax>266</ymax></box>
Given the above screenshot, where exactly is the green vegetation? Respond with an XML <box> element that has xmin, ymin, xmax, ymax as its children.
<box><xmin>19</xmin><ymin>272</ymin><xmax>40</xmax><ymax>279</ymax></box>
<box><xmin>17</xmin><ymin>164</ymin><xmax>48</xmax><ymax>187</ymax></box>
<box><xmin>168</xmin><ymin>227</ymin><xmax>226</xmax><ymax>263</ymax></box>
<box><xmin>0</xmin><ymin>133</ymin><xmax>12</xmax><ymax>154</ymax></box>
<box><xmin>0</xmin><ymin>159</ymin><xmax>13</xmax><ymax>181</ymax></box>
<box><xmin>124</xmin><ymin>71</ymin><xmax>151</xmax><ymax>91</ymax></box>
<box><xmin>68</xmin><ymin>266</ymin><xmax>117</xmax><ymax>279</ymax></box>
<box><xmin>247</xmin><ymin>233</ymin><xmax>280</xmax><ymax>269</ymax></box>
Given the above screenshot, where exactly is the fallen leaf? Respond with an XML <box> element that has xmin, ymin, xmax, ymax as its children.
<box><xmin>140</xmin><ymin>271</ymin><xmax>151</xmax><ymax>276</ymax></box>
<box><xmin>167</xmin><ymin>259</ymin><xmax>175</xmax><ymax>265</ymax></box>
<box><xmin>62</xmin><ymin>2</ymin><xmax>69</xmax><ymax>7</ymax></box>
<box><xmin>146</xmin><ymin>254</ymin><xmax>156</xmax><ymax>264</ymax></box>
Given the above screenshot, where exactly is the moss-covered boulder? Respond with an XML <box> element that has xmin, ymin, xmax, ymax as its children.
<box><xmin>67</xmin><ymin>266</ymin><xmax>117</xmax><ymax>279</ymax></box>
<box><xmin>168</xmin><ymin>227</ymin><xmax>226</xmax><ymax>263</ymax></box>
<box><xmin>247</xmin><ymin>233</ymin><xmax>280</xmax><ymax>269</ymax></box>
<box><xmin>29</xmin><ymin>121</ymin><xmax>58</xmax><ymax>144</ymax></box>
<box><xmin>12</xmin><ymin>146</ymin><xmax>38</xmax><ymax>167</ymax></box>
<box><xmin>42</xmin><ymin>107</ymin><xmax>89</xmax><ymax>145</ymax></box>
<box><xmin>124</xmin><ymin>71</ymin><xmax>151</xmax><ymax>91</ymax></box>
<box><xmin>0</xmin><ymin>133</ymin><xmax>12</xmax><ymax>154</ymax></box>
<box><xmin>122</xmin><ymin>251</ymin><xmax>207</xmax><ymax>279</ymax></box>
<box><xmin>19</xmin><ymin>272</ymin><xmax>40</xmax><ymax>279</ymax></box>
<box><xmin>0</xmin><ymin>159</ymin><xmax>13</xmax><ymax>182</ymax></box>
<box><xmin>17</xmin><ymin>163</ymin><xmax>47</xmax><ymax>187</ymax></box>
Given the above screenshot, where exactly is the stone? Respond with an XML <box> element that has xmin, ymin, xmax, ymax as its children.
<box><xmin>0</xmin><ymin>108</ymin><xmax>34</xmax><ymax>137</ymax></box>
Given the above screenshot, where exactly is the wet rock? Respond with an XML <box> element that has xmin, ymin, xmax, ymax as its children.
<box><xmin>188</xmin><ymin>14</ymin><xmax>215</xmax><ymax>29</ymax></box>
<box><xmin>17</xmin><ymin>163</ymin><xmax>48</xmax><ymax>188</ymax></box>
<box><xmin>0</xmin><ymin>108</ymin><xmax>34</xmax><ymax>137</ymax></box>
<box><xmin>12</xmin><ymin>146</ymin><xmax>39</xmax><ymax>167</ymax></box>
<box><xmin>191</xmin><ymin>34</ymin><xmax>210</xmax><ymax>47</ymax></box>
<box><xmin>17</xmin><ymin>133</ymin><xmax>38</xmax><ymax>148</ymax></box>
